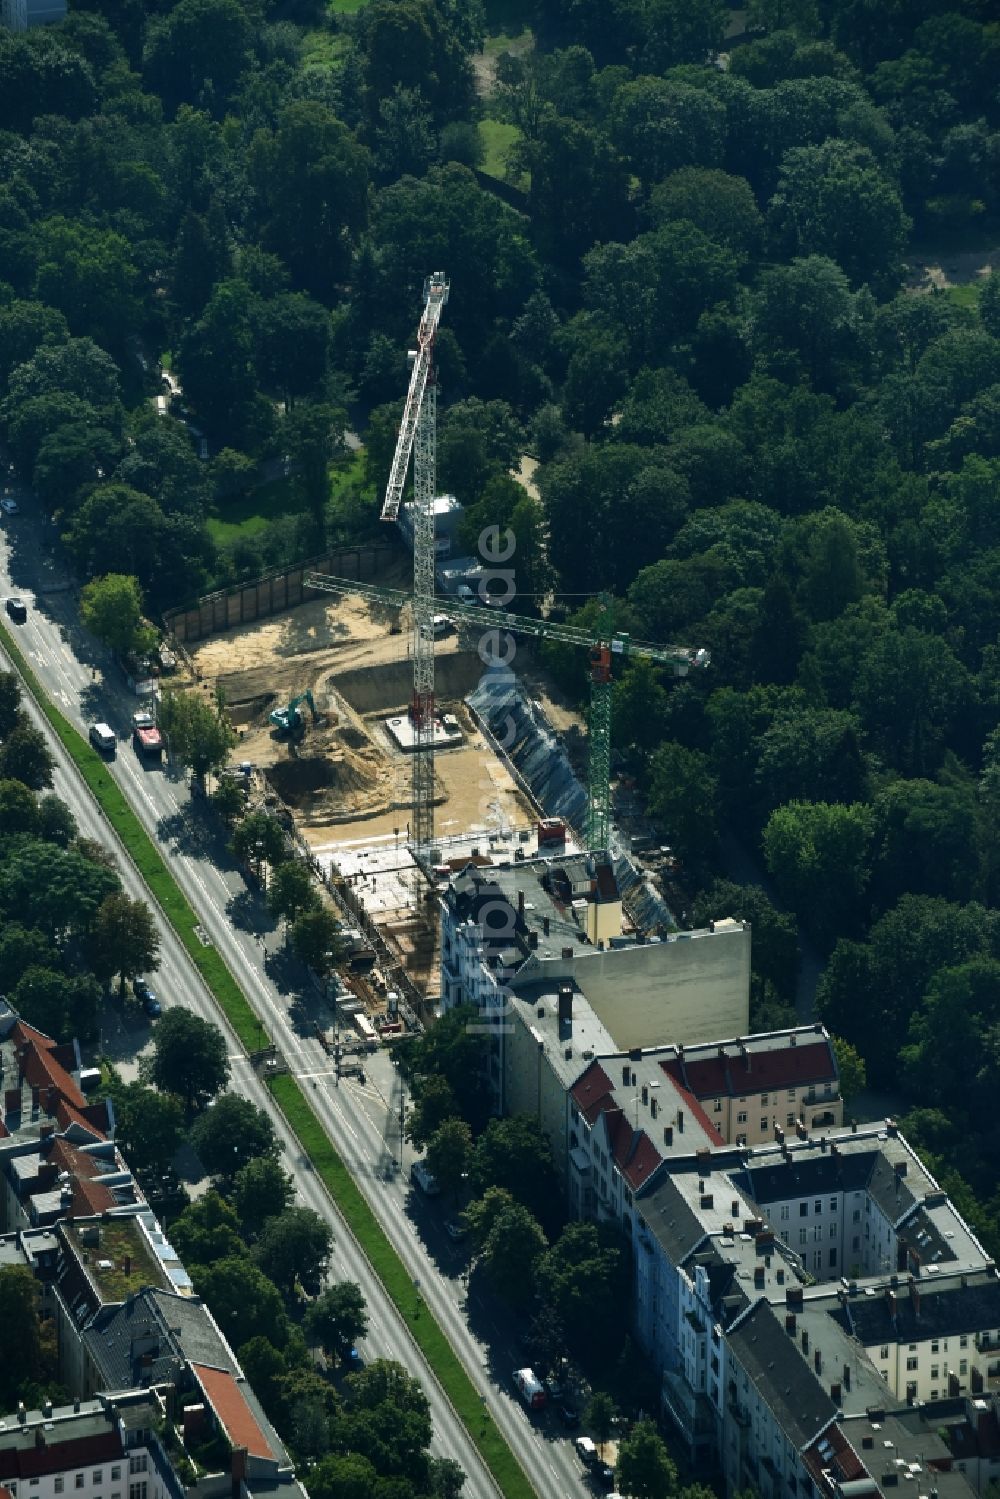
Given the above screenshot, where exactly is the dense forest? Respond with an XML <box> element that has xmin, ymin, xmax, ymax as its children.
<box><xmin>2</xmin><ymin>0</ymin><xmax>1000</xmax><ymax>1266</ymax></box>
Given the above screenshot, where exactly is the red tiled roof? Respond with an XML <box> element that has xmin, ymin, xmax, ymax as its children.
<box><xmin>13</xmin><ymin>1024</ymin><xmax>87</xmax><ymax>1111</ymax></box>
<box><xmin>0</xmin><ymin>1432</ymin><xmax>121</xmax><ymax>1481</ymax></box>
<box><xmin>802</xmin><ymin>1423</ymin><xmax>866</xmax><ymax>1490</ymax></box>
<box><xmin>571</xmin><ymin>1061</ymin><xmax>615</xmax><ymax>1114</ymax></box>
<box><xmin>191</xmin><ymin>1364</ymin><xmax>274</xmax><ymax>1460</ymax></box>
<box><xmin>661</xmin><ymin>1072</ymin><xmax>725</xmax><ymax>1148</ymax></box>
<box><xmin>661</xmin><ymin>1040</ymin><xmax>835</xmax><ymax>1101</ymax></box>
<box><xmin>54</xmin><ymin>1097</ymin><xmax>106</xmax><ymax>1141</ymax></box>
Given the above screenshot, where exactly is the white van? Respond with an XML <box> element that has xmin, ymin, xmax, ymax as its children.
<box><xmin>410</xmin><ymin>1160</ymin><xmax>441</xmax><ymax>1197</ymax></box>
<box><xmin>89</xmin><ymin>723</ymin><xmax>116</xmax><ymax>755</ymax></box>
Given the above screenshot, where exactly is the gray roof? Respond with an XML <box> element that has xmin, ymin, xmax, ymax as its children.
<box><xmin>637</xmin><ymin>1172</ymin><xmax>711</xmax><ymax>1266</ymax></box>
<box><xmin>730</xmin><ymin>1148</ymin><xmax>876</xmax><ymax>1205</ymax></box>
<box><xmin>727</xmin><ymin>1299</ymin><xmax>838</xmax><ymax>1449</ymax></box>
<box><xmin>836</xmin><ymin>1271</ymin><xmax>1000</xmax><ymax>1347</ymax></box>
<box><xmin>85</xmin><ymin>1288</ymin><xmax>237</xmax><ymax>1391</ymax></box>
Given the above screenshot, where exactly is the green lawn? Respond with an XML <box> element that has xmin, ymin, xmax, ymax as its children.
<box><xmin>943</xmin><ymin>281</ymin><xmax>982</xmax><ymax>311</ymax></box>
<box><xmin>301</xmin><ymin>27</ymin><xmax>349</xmax><ymax>67</ymax></box>
<box><xmin>479</xmin><ymin>118</ymin><xmax>524</xmax><ymax>183</ymax></box>
<box><xmin>268</xmin><ymin>1075</ymin><xmax>536</xmax><ymax>1499</ymax></box>
<box><xmin>207</xmin><ymin>452</ymin><xmax>369</xmax><ymax>546</ymax></box>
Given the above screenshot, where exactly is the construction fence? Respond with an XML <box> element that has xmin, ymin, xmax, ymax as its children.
<box><xmin>163</xmin><ymin>542</ymin><xmax>398</xmax><ymax>645</ymax></box>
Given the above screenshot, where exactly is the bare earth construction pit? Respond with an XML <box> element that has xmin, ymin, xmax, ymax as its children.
<box><xmin>190</xmin><ymin>592</ymin><xmax>539</xmax><ymax>984</ymax></box>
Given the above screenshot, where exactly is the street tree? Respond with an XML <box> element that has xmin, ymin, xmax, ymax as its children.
<box><xmin>0</xmin><ymin>672</ymin><xmax>22</xmax><ymax>738</ymax></box>
<box><xmin>290</xmin><ymin>905</ymin><xmax>345</xmax><ymax>975</ymax></box>
<box><xmin>405</xmin><ymin>1074</ymin><xmax>459</xmax><ymax>1150</ymax></box>
<box><xmin>586</xmin><ymin>1392</ymin><xmax>619</xmax><ymax>1459</ymax></box>
<box><xmin>0</xmin><ymin>839</ymin><xmax>119</xmax><ymax>943</ymax></box>
<box><xmin>254</xmin><ymin>1207</ymin><xmax>333</xmax><ymax>1297</ymax></box>
<box><xmin>267</xmin><ymin>859</ymin><xmax>320</xmax><ymax>928</ymax></box>
<box><xmin>109</xmin><ymin>1082</ymin><xmax>184</xmax><ymax>1178</ymax></box>
<box><xmin>231</xmin><ymin>810</ymin><xmax>288</xmax><ymax>871</ymax></box>
<box><xmin>192</xmin><ymin>1093</ymin><xmax>280</xmax><ymax>1181</ymax></box>
<box><xmin>304</xmin><ymin>1282</ymin><xmax>368</xmax><ymax>1358</ymax></box>
<box><xmin>87</xmin><ymin>892</ymin><xmax>159</xmax><ymax>996</ymax></box>
<box><xmin>536</xmin><ymin>1221</ymin><xmax>631</xmax><ymax>1362</ymax></box>
<box><xmin>234</xmin><ymin>1156</ymin><xmax>295</xmax><ymax>1239</ymax></box>
<box><xmin>79</xmin><ymin>573</ymin><xmax>155</xmax><ymax>658</ymax></box>
<box><xmin>37</xmin><ymin>795</ymin><xmax>77</xmax><ymax>848</ymax></box>
<box><xmin>141</xmin><ymin>1007</ymin><xmax>230</xmax><ymax>1108</ymax></box>
<box><xmin>425</xmin><ymin>1117</ymin><xmax>472</xmax><ymax>1200</ymax></box>
<box><xmin>465</xmin><ymin>1187</ymin><xmax>547</xmax><ymax>1306</ymax></box>
<box><xmin>158</xmin><ymin>689</ymin><xmax>237</xmax><ymax>787</ymax></box>
<box><xmin>0</xmin><ymin>927</ymin><xmax>57</xmax><ymax>994</ymax></box>
<box><xmin>209</xmin><ymin>776</ymin><xmax>246</xmax><ymax>827</ymax></box>
<box><xmin>0</xmin><ymin>778</ymin><xmax>40</xmax><ymax>837</ymax></box>
<box><xmin>170</xmin><ymin>1192</ymin><xmax>246</xmax><ymax>1267</ymax></box>
<box><xmin>12</xmin><ymin>966</ymin><xmax>82</xmax><ymax>1043</ymax></box>
<box><xmin>0</xmin><ymin>725</ymin><xmax>55</xmax><ymax>790</ymax></box>
<box><xmin>469</xmin><ymin>1114</ymin><xmax>561</xmax><ymax>1231</ymax></box>
<box><xmin>194</xmin><ymin>1257</ymin><xmax>289</xmax><ymax>1350</ymax></box>
<box><xmin>615</xmin><ymin>1417</ymin><xmax>678</xmax><ymax>1499</ymax></box>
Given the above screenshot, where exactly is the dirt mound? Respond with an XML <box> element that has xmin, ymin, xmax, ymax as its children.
<box><xmin>339</xmin><ymin>723</ymin><xmax>368</xmax><ymax>750</ymax></box>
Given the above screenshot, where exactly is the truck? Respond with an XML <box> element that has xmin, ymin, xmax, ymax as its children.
<box><xmin>512</xmin><ymin>1368</ymin><xmax>547</xmax><ymax>1411</ymax></box>
<box><xmin>132</xmin><ymin>711</ymin><xmax>163</xmax><ymax>760</ymax></box>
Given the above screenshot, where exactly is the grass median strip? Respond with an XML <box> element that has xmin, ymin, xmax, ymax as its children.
<box><xmin>268</xmin><ymin>1072</ymin><xmax>535</xmax><ymax>1499</ymax></box>
<box><xmin>0</xmin><ymin>619</ymin><xmax>536</xmax><ymax>1499</ymax></box>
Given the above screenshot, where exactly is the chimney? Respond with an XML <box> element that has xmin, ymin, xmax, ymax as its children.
<box><xmin>43</xmin><ymin>1400</ymin><xmax>52</xmax><ymax>1418</ymax></box>
<box><xmin>785</xmin><ymin>1313</ymin><xmax>797</xmax><ymax>1335</ymax></box>
<box><xmin>886</xmin><ymin>1118</ymin><xmax>898</xmax><ymax>1138</ymax></box>
<box><xmin>123</xmin><ymin>1256</ymin><xmax>132</xmax><ymax>1277</ymax></box>
<box><xmin>558</xmin><ymin>982</ymin><xmax>573</xmax><ymax>1028</ymax></box>
<box><xmin>843</xmin><ymin>1363</ymin><xmax>851</xmax><ymax>1392</ymax></box>
<box><xmin>820</xmin><ymin>1137</ymin><xmax>828</xmax><ymax>1153</ymax></box>
<box><xmin>754</xmin><ymin>1265</ymin><xmax>765</xmax><ymax>1287</ymax></box>
<box><xmin>774</xmin><ymin>1125</ymin><xmax>784</xmax><ymax>1144</ymax></box>
<box><xmin>561</xmin><ymin>947</ymin><xmax>573</xmax><ymax>960</ymax></box>
<box><xmin>831</xmin><ymin>1381</ymin><xmax>842</xmax><ymax>1405</ymax></box>
<box><xmin>894</xmin><ymin>1160</ymin><xmax>907</xmax><ymax>1178</ymax></box>
<box><xmin>696</xmin><ymin>1147</ymin><xmax>711</xmax><ymax>1173</ymax></box>
<box><xmin>542</xmin><ymin>916</ymin><xmax>550</xmax><ymax>937</ymax></box>
<box><xmin>786</xmin><ymin>1286</ymin><xmax>804</xmax><ymax>1310</ymax></box>
<box><xmin>814</xmin><ymin>1349</ymin><xmax>822</xmax><ymax>1374</ymax></box>
<box><xmin>886</xmin><ymin>1289</ymin><xmax>897</xmax><ymax>1322</ymax></box>
<box><xmin>801</xmin><ymin>1329</ymin><xmax>809</xmax><ymax>1353</ymax></box>
<box><xmin>231</xmin><ymin>1445</ymin><xmax>248</xmax><ymax>1499</ymax></box>
<box><xmin>17</xmin><ymin>1404</ymin><xmax>25</xmax><ymax>1425</ymax></box>
<box><xmin>528</xmin><ymin>931</ymin><xmax>538</xmax><ymax>950</ymax></box>
<box><xmin>73</xmin><ymin>1398</ymin><xmax>80</xmax><ymax>1413</ymax></box>
<box><xmin>909</xmin><ymin>1279</ymin><xmax>920</xmax><ymax>1318</ymax></box>
<box><xmin>39</xmin><ymin>1123</ymin><xmax>55</xmax><ymax>1140</ymax></box>
<box><xmin>796</xmin><ymin>1121</ymin><xmax>808</xmax><ymax>1140</ymax></box>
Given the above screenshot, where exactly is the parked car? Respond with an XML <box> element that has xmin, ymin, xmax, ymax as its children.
<box><xmin>410</xmin><ymin>1159</ymin><xmax>441</xmax><ymax>1197</ymax></box>
<box><xmin>444</xmin><ymin>1218</ymin><xmax>467</xmax><ymax>1242</ymax></box>
<box><xmin>5</xmin><ymin>596</ymin><xmax>26</xmax><ymax>622</ymax></box>
<box><xmin>574</xmin><ymin>1436</ymin><xmax>599</xmax><ymax>1470</ymax></box>
<box><xmin>595</xmin><ymin>1463</ymin><xmax>616</xmax><ymax>1491</ymax></box>
<box><xmin>544</xmin><ymin>1373</ymin><xmax>567</xmax><ymax>1400</ymax></box>
<box><xmin>512</xmin><ymin>1368</ymin><xmax>547</xmax><ymax>1411</ymax></box>
<box><xmin>557</xmin><ymin>1402</ymin><xmax>580</xmax><ymax>1429</ymax></box>
<box><xmin>144</xmin><ymin>994</ymin><xmax>162</xmax><ymax>1018</ymax></box>
<box><xmin>89</xmin><ymin>722</ymin><xmax>115</xmax><ymax>754</ymax></box>
<box><xmin>133</xmin><ymin>977</ymin><xmax>156</xmax><ymax>1004</ymax></box>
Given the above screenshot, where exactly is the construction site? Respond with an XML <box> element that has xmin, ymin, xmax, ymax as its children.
<box><xmin>178</xmin><ymin>272</ymin><xmax>706</xmax><ymax>1021</ymax></box>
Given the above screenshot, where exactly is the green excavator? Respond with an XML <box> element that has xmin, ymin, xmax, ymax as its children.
<box><xmin>269</xmin><ymin>690</ymin><xmax>320</xmax><ymax>736</ymax></box>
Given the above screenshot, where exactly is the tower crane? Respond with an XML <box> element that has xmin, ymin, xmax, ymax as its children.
<box><xmin>304</xmin><ymin>572</ymin><xmax>709</xmax><ymax>852</ymax></box>
<box><xmin>381</xmin><ymin>272</ymin><xmax>450</xmax><ymax>859</ymax></box>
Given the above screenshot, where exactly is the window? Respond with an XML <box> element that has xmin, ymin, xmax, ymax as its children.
<box><xmin>714</xmin><ymin>1099</ymin><xmax>722</xmax><ymax>1112</ymax></box>
<box><xmin>780</xmin><ymin>1205</ymin><xmax>789</xmax><ymax>1220</ymax></box>
<box><xmin>737</xmin><ymin>1111</ymin><xmax>748</xmax><ymax>1124</ymax></box>
<box><xmin>128</xmin><ymin>1459</ymin><xmax>146</xmax><ymax>1477</ymax></box>
<box><xmin>829</xmin><ymin>1198</ymin><xmax>837</xmax><ymax>1212</ymax></box>
<box><xmin>111</xmin><ymin>1472</ymin><xmax>120</xmax><ymax>1483</ymax></box>
<box><xmin>931</xmin><ymin>1341</ymin><xmax>939</xmax><ymax>1354</ymax></box>
<box><xmin>787</xmin><ymin>1088</ymin><xmax>796</xmax><ymax>1100</ymax></box>
<box><xmin>799</xmin><ymin>1228</ymin><xmax>807</xmax><ymax>1245</ymax></box>
<box><xmin>853</xmin><ymin>1236</ymin><xmax>861</xmax><ymax>1251</ymax></box>
<box><xmin>931</xmin><ymin>1366</ymin><xmax>939</xmax><ymax>1379</ymax></box>
<box><xmin>814</xmin><ymin>1200</ymin><xmax>822</xmax><ymax>1214</ymax></box>
<box><xmin>960</xmin><ymin>1335</ymin><xmax>968</xmax><ymax>1349</ymax></box>
<box><xmin>93</xmin><ymin>1477</ymin><xmax>102</xmax><ymax>1488</ymax></box>
<box><xmin>853</xmin><ymin>1209</ymin><xmax>861</xmax><ymax>1222</ymax></box>
<box><xmin>906</xmin><ymin>1357</ymin><xmax>918</xmax><ymax>1371</ymax></box>
<box><xmin>786</xmin><ymin>1113</ymin><xmax>796</xmax><ymax>1126</ymax></box>
<box><xmin>799</xmin><ymin>1202</ymin><xmax>808</xmax><ymax>1217</ymax></box>
<box><xmin>813</xmin><ymin>1250</ymin><xmax>822</xmax><ymax>1270</ymax></box>
<box><xmin>761</xmin><ymin>1093</ymin><xmax>769</xmax><ymax>1106</ymax></box>
<box><xmin>55</xmin><ymin>1483</ymin><xmax>64</xmax><ymax>1495</ymax></box>
<box><xmin>880</xmin><ymin>1346</ymin><xmax>889</xmax><ymax>1360</ymax></box>
<box><xmin>960</xmin><ymin>1359</ymin><xmax>968</xmax><ymax>1375</ymax></box>
<box><xmin>760</xmin><ymin>1117</ymin><xmax>768</xmax><ymax>1131</ymax></box>
<box><xmin>76</xmin><ymin>1479</ymin><xmax>85</xmax><ymax>1491</ymax></box>
<box><xmin>829</xmin><ymin>1249</ymin><xmax>837</xmax><ymax>1267</ymax></box>
<box><xmin>814</xmin><ymin>1226</ymin><xmax>823</xmax><ymax>1242</ymax></box>
<box><xmin>128</xmin><ymin>1485</ymin><xmax>146</xmax><ymax>1499</ymax></box>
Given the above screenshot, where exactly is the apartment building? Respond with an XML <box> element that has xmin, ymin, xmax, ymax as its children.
<box><xmin>441</xmin><ymin>853</ymin><xmax>750</xmax><ymax>1108</ymax></box>
<box><xmin>0</xmin><ymin>1391</ymin><xmax>181</xmax><ymax>1499</ymax></box>
<box><xmin>625</xmin><ymin>1123</ymin><xmax>998</xmax><ymax>1497</ymax></box>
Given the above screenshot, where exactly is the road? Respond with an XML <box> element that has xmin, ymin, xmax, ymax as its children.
<box><xmin>0</xmin><ymin>487</ymin><xmax>590</xmax><ymax>1499</ymax></box>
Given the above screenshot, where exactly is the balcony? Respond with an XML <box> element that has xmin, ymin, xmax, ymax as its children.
<box><xmin>976</xmin><ymin>1332</ymin><xmax>999</xmax><ymax>1353</ymax></box>
<box><xmin>663</xmin><ymin>1372</ymin><xmax>718</xmax><ymax>1445</ymax></box>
